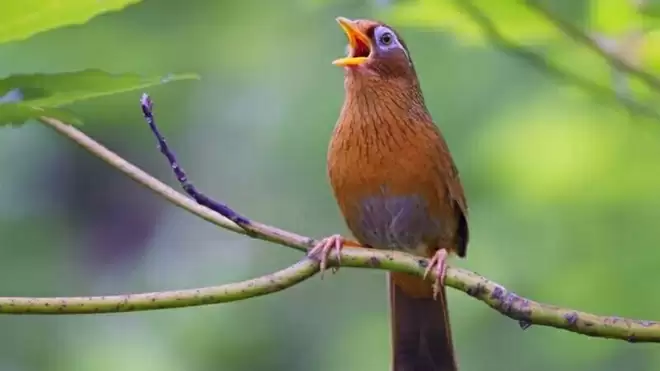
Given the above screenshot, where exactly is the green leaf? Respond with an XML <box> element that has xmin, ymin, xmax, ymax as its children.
<box><xmin>0</xmin><ymin>103</ymin><xmax>83</xmax><ymax>126</ymax></box>
<box><xmin>0</xmin><ymin>69</ymin><xmax>199</xmax><ymax>126</ymax></box>
<box><xmin>0</xmin><ymin>0</ymin><xmax>141</xmax><ymax>45</ymax></box>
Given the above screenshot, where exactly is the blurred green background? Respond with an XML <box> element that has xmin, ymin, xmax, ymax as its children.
<box><xmin>1</xmin><ymin>0</ymin><xmax>660</xmax><ymax>370</ymax></box>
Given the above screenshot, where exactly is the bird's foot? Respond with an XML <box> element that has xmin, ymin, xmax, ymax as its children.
<box><xmin>423</xmin><ymin>249</ymin><xmax>449</xmax><ymax>300</ymax></box>
<box><xmin>308</xmin><ymin>234</ymin><xmax>345</xmax><ymax>278</ymax></box>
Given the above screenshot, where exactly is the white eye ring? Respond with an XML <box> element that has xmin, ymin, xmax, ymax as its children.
<box><xmin>374</xmin><ymin>26</ymin><xmax>398</xmax><ymax>50</ymax></box>
<box><xmin>373</xmin><ymin>26</ymin><xmax>410</xmax><ymax>63</ymax></box>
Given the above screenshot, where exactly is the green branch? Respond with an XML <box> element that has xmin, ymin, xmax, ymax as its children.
<box><xmin>0</xmin><ymin>258</ymin><xmax>319</xmax><ymax>314</ymax></box>
<box><xmin>31</xmin><ymin>116</ymin><xmax>660</xmax><ymax>343</ymax></box>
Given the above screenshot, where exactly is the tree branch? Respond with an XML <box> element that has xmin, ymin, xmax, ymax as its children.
<box><xmin>39</xmin><ymin>115</ymin><xmax>311</xmax><ymax>253</ymax></box>
<box><xmin>525</xmin><ymin>0</ymin><xmax>660</xmax><ymax>93</ymax></box>
<box><xmin>0</xmin><ymin>258</ymin><xmax>319</xmax><ymax>314</ymax></box>
<box><xmin>2</xmin><ymin>236</ymin><xmax>660</xmax><ymax>343</ymax></box>
<box><xmin>32</xmin><ymin>100</ymin><xmax>660</xmax><ymax>343</ymax></box>
<box><xmin>456</xmin><ymin>0</ymin><xmax>660</xmax><ymax>121</ymax></box>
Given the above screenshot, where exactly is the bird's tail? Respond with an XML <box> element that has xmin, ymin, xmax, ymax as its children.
<box><xmin>388</xmin><ymin>272</ymin><xmax>458</xmax><ymax>371</ymax></box>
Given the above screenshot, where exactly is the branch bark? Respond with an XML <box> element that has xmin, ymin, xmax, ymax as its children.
<box><xmin>33</xmin><ymin>111</ymin><xmax>660</xmax><ymax>343</ymax></box>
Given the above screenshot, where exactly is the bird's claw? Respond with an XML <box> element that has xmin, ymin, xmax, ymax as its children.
<box><xmin>423</xmin><ymin>249</ymin><xmax>448</xmax><ymax>299</ymax></box>
<box><xmin>308</xmin><ymin>234</ymin><xmax>344</xmax><ymax>278</ymax></box>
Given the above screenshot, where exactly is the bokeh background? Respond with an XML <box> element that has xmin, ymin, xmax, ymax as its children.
<box><xmin>1</xmin><ymin>0</ymin><xmax>660</xmax><ymax>370</ymax></box>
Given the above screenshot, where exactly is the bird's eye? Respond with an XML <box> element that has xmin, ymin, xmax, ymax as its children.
<box><xmin>380</xmin><ymin>32</ymin><xmax>393</xmax><ymax>46</ymax></box>
<box><xmin>374</xmin><ymin>26</ymin><xmax>399</xmax><ymax>50</ymax></box>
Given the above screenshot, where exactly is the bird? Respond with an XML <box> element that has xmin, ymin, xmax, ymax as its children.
<box><xmin>308</xmin><ymin>17</ymin><xmax>469</xmax><ymax>371</ymax></box>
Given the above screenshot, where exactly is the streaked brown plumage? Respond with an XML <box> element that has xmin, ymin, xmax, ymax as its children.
<box><xmin>309</xmin><ymin>17</ymin><xmax>469</xmax><ymax>371</ymax></box>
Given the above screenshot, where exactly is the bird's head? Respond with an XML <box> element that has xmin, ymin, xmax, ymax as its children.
<box><xmin>332</xmin><ymin>17</ymin><xmax>416</xmax><ymax>81</ymax></box>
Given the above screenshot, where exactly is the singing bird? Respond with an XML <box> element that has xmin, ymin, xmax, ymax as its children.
<box><xmin>309</xmin><ymin>17</ymin><xmax>469</xmax><ymax>371</ymax></box>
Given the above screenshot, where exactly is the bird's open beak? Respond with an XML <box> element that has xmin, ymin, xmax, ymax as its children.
<box><xmin>333</xmin><ymin>17</ymin><xmax>371</xmax><ymax>67</ymax></box>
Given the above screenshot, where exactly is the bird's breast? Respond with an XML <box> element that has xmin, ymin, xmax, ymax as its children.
<box><xmin>328</xmin><ymin>86</ymin><xmax>466</xmax><ymax>257</ymax></box>
<box><xmin>327</xmin><ymin>124</ymin><xmax>454</xmax><ymax>254</ymax></box>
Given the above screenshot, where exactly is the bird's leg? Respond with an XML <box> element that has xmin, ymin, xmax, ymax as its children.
<box><xmin>423</xmin><ymin>249</ymin><xmax>449</xmax><ymax>299</ymax></box>
<box><xmin>308</xmin><ymin>235</ymin><xmax>345</xmax><ymax>278</ymax></box>
<box><xmin>308</xmin><ymin>235</ymin><xmax>361</xmax><ymax>278</ymax></box>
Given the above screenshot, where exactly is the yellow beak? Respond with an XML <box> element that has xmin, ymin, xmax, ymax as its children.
<box><xmin>332</xmin><ymin>17</ymin><xmax>371</xmax><ymax>67</ymax></box>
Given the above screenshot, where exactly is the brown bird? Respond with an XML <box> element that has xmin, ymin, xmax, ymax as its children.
<box><xmin>309</xmin><ymin>17</ymin><xmax>469</xmax><ymax>371</ymax></box>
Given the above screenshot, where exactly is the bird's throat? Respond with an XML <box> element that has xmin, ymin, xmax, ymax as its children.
<box><xmin>340</xmin><ymin>76</ymin><xmax>430</xmax><ymax>132</ymax></box>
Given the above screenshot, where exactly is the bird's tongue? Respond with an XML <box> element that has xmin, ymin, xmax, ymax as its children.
<box><xmin>352</xmin><ymin>38</ymin><xmax>370</xmax><ymax>58</ymax></box>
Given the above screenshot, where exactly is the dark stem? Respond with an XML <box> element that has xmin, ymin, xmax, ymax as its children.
<box><xmin>139</xmin><ymin>93</ymin><xmax>251</xmax><ymax>227</ymax></box>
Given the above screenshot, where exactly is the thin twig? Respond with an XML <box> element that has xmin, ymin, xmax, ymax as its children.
<box><xmin>39</xmin><ymin>115</ymin><xmax>311</xmax><ymax>253</ymax></box>
<box><xmin>140</xmin><ymin>94</ymin><xmax>250</xmax><ymax>227</ymax></box>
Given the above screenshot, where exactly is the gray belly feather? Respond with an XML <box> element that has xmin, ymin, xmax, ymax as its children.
<box><xmin>354</xmin><ymin>194</ymin><xmax>441</xmax><ymax>252</ymax></box>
